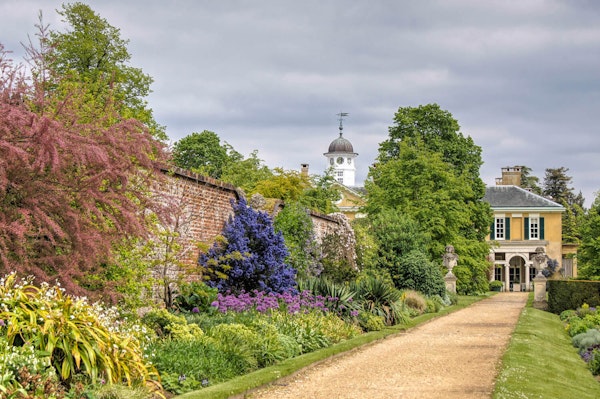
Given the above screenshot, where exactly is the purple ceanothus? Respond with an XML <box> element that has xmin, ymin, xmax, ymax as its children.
<box><xmin>199</xmin><ymin>197</ymin><xmax>296</xmax><ymax>294</ymax></box>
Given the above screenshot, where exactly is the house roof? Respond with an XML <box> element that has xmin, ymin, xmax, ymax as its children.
<box><xmin>483</xmin><ymin>185</ymin><xmax>564</xmax><ymax>211</ymax></box>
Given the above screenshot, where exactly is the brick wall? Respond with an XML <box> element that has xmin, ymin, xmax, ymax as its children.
<box><xmin>160</xmin><ymin>168</ymin><xmax>243</xmax><ymax>267</ymax></box>
<box><xmin>158</xmin><ymin>169</ymin><xmax>348</xmax><ymax>270</ymax></box>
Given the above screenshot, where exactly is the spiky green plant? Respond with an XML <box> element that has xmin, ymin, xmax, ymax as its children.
<box><xmin>352</xmin><ymin>277</ymin><xmax>409</xmax><ymax>325</ymax></box>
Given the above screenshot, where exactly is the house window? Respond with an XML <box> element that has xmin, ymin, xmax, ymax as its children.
<box><xmin>525</xmin><ymin>215</ymin><xmax>544</xmax><ymax>240</ymax></box>
<box><xmin>494</xmin><ymin>266</ymin><xmax>503</xmax><ymax>281</ymax></box>
<box><xmin>529</xmin><ymin>217</ymin><xmax>539</xmax><ymax>239</ymax></box>
<box><xmin>495</xmin><ymin>217</ymin><xmax>505</xmax><ymax>240</ymax></box>
<box><xmin>509</xmin><ymin>266</ymin><xmax>520</xmax><ymax>283</ymax></box>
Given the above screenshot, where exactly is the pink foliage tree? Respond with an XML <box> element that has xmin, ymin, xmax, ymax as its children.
<box><xmin>0</xmin><ymin>44</ymin><xmax>168</xmax><ymax>297</ymax></box>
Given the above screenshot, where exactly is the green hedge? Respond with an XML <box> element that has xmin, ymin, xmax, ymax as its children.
<box><xmin>548</xmin><ymin>280</ymin><xmax>600</xmax><ymax>314</ymax></box>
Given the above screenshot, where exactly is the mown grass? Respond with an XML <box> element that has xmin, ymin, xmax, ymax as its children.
<box><xmin>175</xmin><ymin>294</ymin><xmax>489</xmax><ymax>399</ymax></box>
<box><xmin>493</xmin><ymin>294</ymin><xmax>600</xmax><ymax>399</ymax></box>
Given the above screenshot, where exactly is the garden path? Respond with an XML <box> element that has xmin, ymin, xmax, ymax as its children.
<box><xmin>246</xmin><ymin>292</ymin><xmax>528</xmax><ymax>399</ymax></box>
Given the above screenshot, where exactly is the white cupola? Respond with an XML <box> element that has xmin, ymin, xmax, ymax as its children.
<box><xmin>324</xmin><ymin>113</ymin><xmax>358</xmax><ymax>187</ymax></box>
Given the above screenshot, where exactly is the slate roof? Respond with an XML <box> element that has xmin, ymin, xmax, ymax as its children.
<box><xmin>483</xmin><ymin>185</ymin><xmax>564</xmax><ymax>209</ymax></box>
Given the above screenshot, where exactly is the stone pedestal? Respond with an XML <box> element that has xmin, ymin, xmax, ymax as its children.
<box><xmin>533</xmin><ymin>273</ymin><xmax>548</xmax><ymax>310</ymax></box>
<box><xmin>445</xmin><ymin>271</ymin><xmax>457</xmax><ymax>294</ymax></box>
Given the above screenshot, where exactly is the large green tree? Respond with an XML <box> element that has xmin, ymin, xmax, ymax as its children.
<box><xmin>171</xmin><ymin>130</ymin><xmax>242</xmax><ymax>178</ymax></box>
<box><xmin>46</xmin><ymin>2</ymin><xmax>165</xmax><ymax>139</ymax></box>
<box><xmin>366</xmin><ymin>104</ymin><xmax>492</xmax><ymax>294</ymax></box>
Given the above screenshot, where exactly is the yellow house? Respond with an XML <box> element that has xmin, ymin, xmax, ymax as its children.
<box><xmin>484</xmin><ymin>167</ymin><xmax>565</xmax><ymax>291</ymax></box>
<box><xmin>333</xmin><ymin>182</ymin><xmax>366</xmax><ymax>221</ymax></box>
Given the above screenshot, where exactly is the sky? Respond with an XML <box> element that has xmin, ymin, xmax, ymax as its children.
<box><xmin>2</xmin><ymin>0</ymin><xmax>599</xmax><ymax>206</ymax></box>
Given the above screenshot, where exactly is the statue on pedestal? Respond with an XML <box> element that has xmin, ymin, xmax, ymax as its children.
<box><xmin>442</xmin><ymin>245</ymin><xmax>458</xmax><ymax>273</ymax></box>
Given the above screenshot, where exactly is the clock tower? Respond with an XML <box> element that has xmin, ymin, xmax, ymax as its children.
<box><xmin>324</xmin><ymin>113</ymin><xmax>358</xmax><ymax>187</ymax></box>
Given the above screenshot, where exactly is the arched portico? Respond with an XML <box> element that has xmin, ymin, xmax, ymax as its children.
<box><xmin>492</xmin><ymin>250</ymin><xmax>539</xmax><ymax>292</ymax></box>
<box><xmin>498</xmin><ymin>254</ymin><xmax>535</xmax><ymax>291</ymax></box>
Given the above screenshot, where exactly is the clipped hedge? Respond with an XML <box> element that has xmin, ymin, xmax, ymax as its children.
<box><xmin>548</xmin><ymin>280</ymin><xmax>600</xmax><ymax>314</ymax></box>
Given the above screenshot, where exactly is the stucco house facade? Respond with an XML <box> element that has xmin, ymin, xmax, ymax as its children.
<box><xmin>484</xmin><ymin>167</ymin><xmax>565</xmax><ymax>292</ymax></box>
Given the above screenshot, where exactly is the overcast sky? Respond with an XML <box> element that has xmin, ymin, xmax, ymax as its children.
<box><xmin>2</xmin><ymin>0</ymin><xmax>599</xmax><ymax>206</ymax></box>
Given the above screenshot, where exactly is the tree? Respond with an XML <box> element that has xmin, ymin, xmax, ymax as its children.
<box><xmin>579</xmin><ymin>192</ymin><xmax>600</xmax><ymax>278</ymax></box>
<box><xmin>298</xmin><ymin>171</ymin><xmax>341</xmax><ymax>214</ymax></box>
<box><xmin>46</xmin><ymin>2</ymin><xmax>165</xmax><ymax>139</ymax></box>
<box><xmin>518</xmin><ymin>165</ymin><xmax>542</xmax><ymax>195</ymax></box>
<box><xmin>379</xmin><ymin>103</ymin><xmax>485</xmax><ymax>191</ymax></box>
<box><xmin>252</xmin><ymin>168</ymin><xmax>310</xmax><ymax>202</ymax></box>
<box><xmin>367</xmin><ymin>208</ymin><xmax>444</xmax><ymax>296</ymax></box>
<box><xmin>0</xmin><ymin>44</ymin><xmax>167</xmax><ymax>297</ymax></box>
<box><xmin>171</xmin><ymin>130</ymin><xmax>241</xmax><ymax>178</ymax></box>
<box><xmin>366</xmin><ymin>104</ymin><xmax>492</xmax><ymax>294</ymax></box>
<box><xmin>199</xmin><ymin>197</ymin><xmax>296</xmax><ymax>294</ymax></box>
<box><xmin>543</xmin><ymin>167</ymin><xmax>575</xmax><ymax>204</ymax></box>
<box><xmin>543</xmin><ymin>167</ymin><xmax>585</xmax><ymax>243</ymax></box>
<box><xmin>220</xmin><ymin>150</ymin><xmax>273</xmax><ymax>193</ymax></box>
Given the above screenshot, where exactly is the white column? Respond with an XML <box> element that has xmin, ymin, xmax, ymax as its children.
<box><xmin>504</xmin><ymin>264</ymin><xmax>510</xmax><ymax>292</ymax></box>
<box><xmin>525</xmin><ymin>264</ymin><xmax>530</xmax><ymax>291</ymax></box>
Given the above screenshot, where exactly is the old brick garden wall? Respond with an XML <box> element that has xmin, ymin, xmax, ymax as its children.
<box><xmin>162</xmin><ymin>168</ymin><xmax>345</xmax><ymax>269</ymax></box>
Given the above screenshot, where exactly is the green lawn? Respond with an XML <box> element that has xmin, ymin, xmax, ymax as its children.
<box><xmin>493</xmin><ymin>296</ymin><xmax>600</xmax><ymax>399</ymax></box>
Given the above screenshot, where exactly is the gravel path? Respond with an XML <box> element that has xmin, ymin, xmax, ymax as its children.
<box><xmin>246</xmin><ymin>293</ymin><xmax>528</xmax><ymax>399</ymax></box>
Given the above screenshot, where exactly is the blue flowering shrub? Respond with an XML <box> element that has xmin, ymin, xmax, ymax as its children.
<box><xmin>199</xmin><ymin>198</ymin><xmax>296</xmax><ymax>294</ymax></box>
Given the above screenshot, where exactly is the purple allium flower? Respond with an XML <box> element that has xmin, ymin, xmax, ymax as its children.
<box><xmin>192</xmin><ymin>307</ymin><xmax>200</xmax><ymax>313</ymax></box>
<box><xmin>0</xmin><ymin>319</ymin><xmax>5</xmax><ymax>327</ymax></box>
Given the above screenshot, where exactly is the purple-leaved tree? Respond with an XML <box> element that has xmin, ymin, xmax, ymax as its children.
<box><xmin>199</xmin><ymin>198</ymin><xmax>296</xmax><ymax>294</ymax></box>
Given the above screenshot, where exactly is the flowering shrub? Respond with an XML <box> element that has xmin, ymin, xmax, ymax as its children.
<box><xmin>0</xmin><ymin>273</ymin><xmax>159</xmax><ymax>389</ymax></box>
<box><xmin>199</xmin><ymin>198</ymin><xmax>296</xmax><ymax>294</ymax></box>
<box><xmin>0</xmin><ymin>335</ymin><xmax>63</xmax><ymax>398</ymax></box>
<box><xmin>210</xmin><ymin>289</ymin><xmax>353</xmax><ymax>317</ymax></box>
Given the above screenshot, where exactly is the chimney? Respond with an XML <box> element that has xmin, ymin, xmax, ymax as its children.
<box><xmin>300</xmin><ymin>163</ymin><xmax>309</xmax><ymax>177</ymax></box>
<box><xmin>497</xmin><ymin>166</ymin><xmax>522</xmax><ymax>186</ymax></box>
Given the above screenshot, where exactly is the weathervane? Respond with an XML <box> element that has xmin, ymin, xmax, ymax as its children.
<box><xmin>337</xmin><ymin>112</ymin><xmax>349</xmax><ymax>136</ymax></box>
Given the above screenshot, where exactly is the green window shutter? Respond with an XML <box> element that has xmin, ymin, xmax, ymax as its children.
<box><xmin>540</xmin><ymin>217</ymin><xmax>545</xmax><ymax>240</ymax></box>
<box><xmin>524</xmin><ymin>217</ymin><xmax>529</xmax><ymax>240</ymax></box>
<box><xmin>505</xmin><ymin>217</ymin><xmax>511</xmax><ymax>240</ymax></box>
<box><xmin>490</xmin><ymin>222</ymin><xmax>495</xmax><ymax>240</ymax></box>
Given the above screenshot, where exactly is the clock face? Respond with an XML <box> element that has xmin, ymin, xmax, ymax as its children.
<box><xmin>336</xmin><ymin>157</ymin><xmax>344</xmax><ymax>164</ymax></box>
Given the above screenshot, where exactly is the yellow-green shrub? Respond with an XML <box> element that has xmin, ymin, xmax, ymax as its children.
<box><xmin>402</xmin><ymin>290</ymin><xmax>427</xmax><ymax>315</ymax></box>
<box><xmin>141</xmin><ymin>308</ymin><xmax>203</xmax><ymax>340</ymax></box>
<box><xmin>0</xmin><ymin>273</ymin><xmax>159</xmax><ymax>388</ymax></box>
<box><xmin>358</xmin><ymin>311</ymin><xmax>385</xmax><ymax>332</ymax></box>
